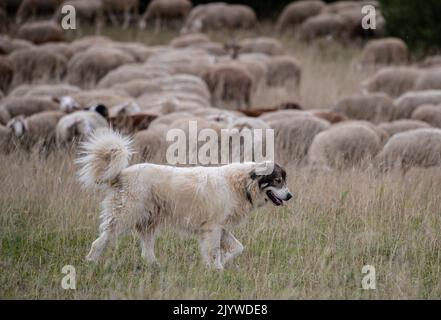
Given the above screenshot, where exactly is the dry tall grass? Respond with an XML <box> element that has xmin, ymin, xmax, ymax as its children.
<box><xmin>1</xmin><ymin>28</ymin><xmax>440</xmax><ymax>299</ymax></box>
<box><xmin>1</xmin><ymin>151</ymin><xmax>440</xmax><ymax>299</ymax></box>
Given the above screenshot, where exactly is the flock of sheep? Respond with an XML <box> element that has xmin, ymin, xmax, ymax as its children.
<box><xmin>1</xmin><ymin>0</ymin><xmax>441</xmax><ymax>174</ymax></box>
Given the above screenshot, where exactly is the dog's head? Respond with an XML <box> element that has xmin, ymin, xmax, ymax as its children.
<box><xmin>250</xmin><ymin>163</ymin><xmax>293</xmax><ymax>206</ymax></box>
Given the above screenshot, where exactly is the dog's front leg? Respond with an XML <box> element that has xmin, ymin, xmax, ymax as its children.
<box><xmin>199</xmin><ymin>226</ymin><xmax>224</xmax><ymax>271</ymax></box>
<box><xmin>136</xmin><ymin>222</ymin><xmax>159</xmax><ymax>267</ymax></box>
<box><xmin>220</xmin><ymin>228</ymin><xmax>244</xmax><ymax>265</ymax></box>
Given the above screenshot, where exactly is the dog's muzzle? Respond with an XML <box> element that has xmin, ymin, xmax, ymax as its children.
<box><xmin>265</xmin><ymin>187</ymin><xmax>293</xmax><ymax>206</ymax></box>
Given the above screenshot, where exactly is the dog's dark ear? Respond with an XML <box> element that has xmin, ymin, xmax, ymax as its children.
<box><xmin>249</xmin><ymin>170</ymin><xmax>258</xmax><ymax>180</ymax></box>
<box><xmin>94</xmin><ymin>104</ymin><xmax>109</xmax><ymax>119</ymax></box>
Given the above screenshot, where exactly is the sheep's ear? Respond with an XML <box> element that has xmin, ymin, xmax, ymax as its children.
<box><xmin>94</xmin><ymin>104</ymin><xmax>109</xmax><ymax>119</ymax></box>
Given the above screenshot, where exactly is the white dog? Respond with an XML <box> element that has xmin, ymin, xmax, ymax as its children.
<box><xmin>77</xmin><ymin>129</ymin><xmax>293</xmax><ymax>270</ymax></box>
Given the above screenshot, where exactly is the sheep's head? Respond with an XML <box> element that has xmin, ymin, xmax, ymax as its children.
<box><xmin>54</xmin><ymin>96</ymin><xmax>81</xmax><ymax>113</ymax></box>
<box><xmin>7</xmin><ymin>116</ymin><xmax>27</xmax><ymax>137</ymax></box>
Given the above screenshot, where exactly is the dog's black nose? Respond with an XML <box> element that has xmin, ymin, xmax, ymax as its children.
<box><xmin>286</xmin><ymin>192</ymin><xmax>293</xmax><ymax>201</ymax></box>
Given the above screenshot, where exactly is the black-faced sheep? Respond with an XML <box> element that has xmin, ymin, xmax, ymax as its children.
<box><xmin>17</xmin><ymin>20</ymin><xmax>64</xmax><ymax>44</ymax></box>
<box><xmin>56</xmin><ymin>105</ymin><xmax>109</xmax><ymax>145</ymax></box>
<box><xmin>332</xmin><ymin>93</ymin><xmax>395</xmax><ymax>124</ymax></box>
<box><xmin>377</xmin><ymin>119</ymin><xmax>431</xmax><ymax>137</ymax></box>
<box><xmin>361</xmin><ymin>66</ymin><xmax>422</xmax><ymax>98</ymax></box>
<box><xmin>359</xmin><ymin>38</ymin><xmax>408</xmax><ymax>66</ymax></box>
<box><xmin>308</xmin><ymin>123</ymin><xmax>381</xmax><ymax>170</ymax></box>
<box><xmin>377</xmin><ymin>128</ymin><xmax>441</xmax><ymax>172</ymax></box>
<box><xmin>276</xmin><ymin>0</ymin><xmax>326</xmax><ymax>32</ymax></box>
<box><xmin>411</xmin><ymin>105</ymin><xmax>441</xmax><ymax>128</ymax></box>
<box><xmin>393</xmin><ymin>90</ymin><xmax>441</xmax><ymax>119</ymax></box>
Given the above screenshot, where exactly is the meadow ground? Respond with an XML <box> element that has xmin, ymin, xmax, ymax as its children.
<box><xmin>1</xmin><ymin>28</ymin><xmax>440</xmax><ymax>299</ymax></box>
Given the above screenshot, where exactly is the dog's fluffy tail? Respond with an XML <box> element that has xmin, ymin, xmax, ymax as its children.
<box><xmin>76</xmin><ymin>128</ymin><xmax>133</xmax><ymax>189</ymax></box>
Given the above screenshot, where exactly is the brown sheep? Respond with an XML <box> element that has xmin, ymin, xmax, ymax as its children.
<box><xmin>377</xmin><ymin>128</ymin><xmax>441</xmax><ymax>172</ymax></box>
<box><xmin>299</xmin><ymin>14</ymin><xmax>346</xmax><ymax>42</ymax></box>
<box><xmin>238</xmin><ymin>37</ymin><xmax>284</xmax><ymax>56</ymax></box>
<box><xmin>140</xmin><ymin>0</ymin><xmax>192</xmax><ymax>31</ymax></box>
<box><xmin>203</xmin><ymin>63</ymin><xmax>253</xmax><ymax>111</ymax></box>
<box><xmin>276</xmin><ymin>0</ymin><xmax>326</xmax><ymax>32</ymax></box>
<box><xmin>102</xmin><ymin>0</ymin><xmax>139</xmax><ymax>29</ymax></box>
<box><xmin>16</xmin><ymin>0</ymin><xmax>63</xmax><ymax>24</ymax></box>
<box><xmin>359</xmin><ymin>38</ymin><xmax>408</xmax><ymax>66</ymax></box>
<box><xmin>0</xmin><ymin>56</ymin><xmax>13</xmax><ymax>94</ymax></box>
<box><xmin>377</xmin><ymin>119</ymin><xmax>431</xmax><ymax>137</ymax></box>
<box><xmin>17</xmin><ymin>20</ymin><xmax>64</xmax><ymax>44</ymax></box>
<box><xmin>67</xmin><ymin>47</ymin><xmax>135</xmax><ymax>89</ymax></box>
<box><xmin>361</xmin><ymin>66</ymin><xmax>422</xmax><ymax>98</ymax></box>
<box><xmin>411</xmin><ymin>104</ymin><xmax>441</xmax><ymax>128</ymax></box>
<box><xmin>332</xmin><ymin>93</ymin><xmax>395</xmax><ymax>124</ymax></box>
<box><xmin>413</xmin><ymin>69</ymin><xmax>441</xmax><ymax>91</ymax></box>
<box><xmin>9</xmin><ymin>47</ymin><xmax>67</xmax><ymax>86</ymax></box>
<box><xmin>393</xmin><ymin>90</ymin><xmax>441</xmax><ymax>119</ymax></box>
<box><xmin>308</xmin><ymin>123</ymin><xmax>381</xmax><ymax>170</ymax></box>
<box><xmin>1</xmin><ymin>97</ymin><xmax>59</xmax><ymax>118</ymax></box>
<box><xmin>269</xmin><ymin>116</ymin><xmax>330</xmax><ymax>165</ymax></box>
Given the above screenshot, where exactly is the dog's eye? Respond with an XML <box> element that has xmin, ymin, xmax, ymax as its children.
<box><xmin>275</xmin><ymin>178</ymin><xmax>282</xmax><ymax>183</ymax></box>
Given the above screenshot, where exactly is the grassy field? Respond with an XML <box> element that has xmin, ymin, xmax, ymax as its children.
<box><xmin>1</xmin><ymin>151</ymin><xmax>441</xmax><ymax>299</ymax></box>
<box><xmin>1</xmin><ymin>29</ymin><xmax>440</xmax><ymax>299</ymax></box>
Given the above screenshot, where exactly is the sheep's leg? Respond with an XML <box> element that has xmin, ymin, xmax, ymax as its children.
<box><xmin>220</xmin><ymin>228</ymin><xmax>244</xmax><ymax>264</ymax></box>
<box><xmin>122</xmin><ymin>7</ymin><xmax>130</xmax><ymax>29</ymax></box>
<box><xmin>199</xmin><ymin>226</ymin><xmax>223</xmax><ymax>271</ymax></box>
<box><xmin>154</xmin><ymin>17</ymin><xmax>161</xmax><ymax>33</ymax></box>
<box><xmin>107</xmin><ymin>10</ymin><xmax>119</xmax><ymax>27</ymax></box>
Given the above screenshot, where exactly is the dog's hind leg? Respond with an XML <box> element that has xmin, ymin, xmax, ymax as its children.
<box><xmin>220</xmin><ymin>228</ymin><xmax>244</xmax><ymax>265</ymax></box>
<box><xmin>199</xmin><ymin>226</ymin><xmax>224</xmax><ymax>271</ymax></box>
<box><xmin>86</xmin><ymin>229</ymin><xmax>113</xmax><ymax>262</ymax></box>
